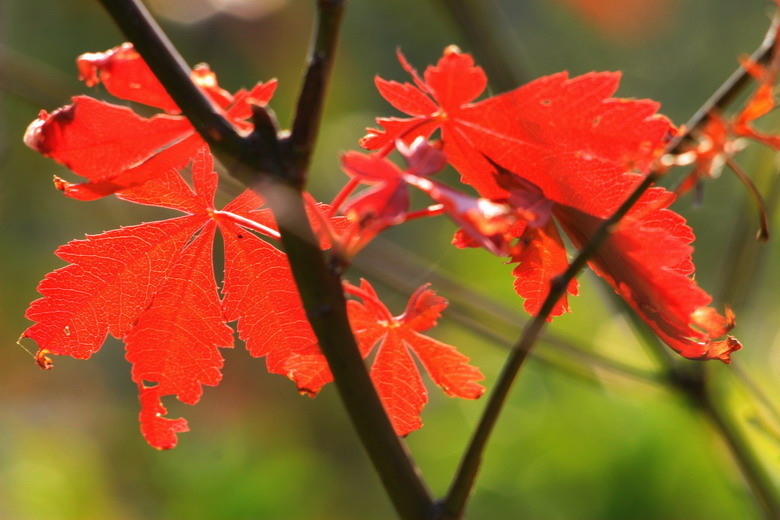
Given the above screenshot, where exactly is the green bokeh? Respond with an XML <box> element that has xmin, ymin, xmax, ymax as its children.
<box><xmin>2</xmin><ymin>1</ymin><xmax>779</xmax><ymax>519</ymax></box>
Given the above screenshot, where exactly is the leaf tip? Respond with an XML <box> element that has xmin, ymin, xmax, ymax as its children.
<box><xmin>139</xmin><ymin>386</ymin><xmax>190</xmax><ymax>449</ymax></box>
<box><xmin>35</xmin><ymin>348</ymin><xmax>54</xmax><ymax>370</ymax></box>
<box><xmin>18</xmin><ymin>333</ymin><xmax>54</xmax><ymax>370</ymax></box>
<box><xmin>443</xmin><ymin>44</ymin><xmax>463</xmax><ymax>56</ymax></box>
<box><xmin>706</xmin><ymin>336</ymin><xmax>743</xmax><ymax>364</ymax></box>
<box><xmin>24</xmin><ymin>104</ymin><xmax>76</xmax><ymax>157</ymax></box>
<box><xmin>52</xmin><ymin>175</ymin><xmax>69</xmax><ymax>192</ymax></box>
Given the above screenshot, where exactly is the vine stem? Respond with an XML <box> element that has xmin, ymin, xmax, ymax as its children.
<box><xmin>437</xmin><ymin>16</ymin><xmax>780</xmax><ymax>520</ymax></box>
<box><xmin>96</xmin><ymin>1</ymin><xmax>434</xmax><ymax>518</ymax></box>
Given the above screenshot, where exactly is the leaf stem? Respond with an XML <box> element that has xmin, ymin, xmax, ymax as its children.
<box><xmin>725</xmin><ymin>158</ymin><xmax>770</xmax><ymax>240</ymax></box>
<box><xmin>328</xmin><ymin>177</ymin><xmax>361</xmax><ymax>216</ymax></box>
<box><xmin>215</xmin><ymin>211</ymin><xmax>281</xmax><ymax>240</ymax></box>
<box><xmin>401</xmin><ymin>204</ymin><xmax>446</xmax><ymax>223</ymax></box>
<box><xmin>437</xmin><ymin>17</ymin><xmax>780</xmax><ymax>520</ymax></box>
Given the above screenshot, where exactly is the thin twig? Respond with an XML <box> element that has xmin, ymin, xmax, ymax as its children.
<box><xmin>438</xmin><ymin>173</ymin><xmax>662</xmax><ymax>520</ymax></box>
<box><xmin>438</xmin><ymin>17</ymin><xmax>780</xmax><ymax>520</ymax></box>
<box><xmin>718</xmin><ymin>170</ymin><xmax>780</xmax><ymax>309</ymax></box>
<box><xmin>285</xmin><ymin>0</ymin><xmax>345</xmax><ymax>183</ymax></box>
<box><xmin>725</xmin><ymin>157</ymin><xmax>770</xmax><ymax>240</ymax></box>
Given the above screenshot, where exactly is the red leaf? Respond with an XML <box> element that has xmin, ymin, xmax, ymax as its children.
<box><xmin>127</xmin><ymin>224</ymin><xmax>232</xmax><ymax>447</ymax></box>
<box><xmin>138</xmin><ymin>385</ymin><xmax>189</xmax><ymax>450</ymax></box>
<box><xmin>367</xmin><ymin>47</ymin><xmax>740</xmax><ymax>362</ymax></box>
<box><xmin>77</xmin><ymin>43</ymin><xmax>274</xmax><ymax>117</ymax></box>
<box><xmin>125</xmin><ymin>222</ymin><xmax>234</xmax><ymax>406</ymax></box>
<box><xmin>347</xmin><ymin>280</ymin><xmax>484</xmax><ymax>436</ymax></box>
<box><xmin>219</xmin><ymin>218</ymin><xmax>330</xmax><ymax>396</ymax></box>
<box><xmin>511</xmin><ymin>220</ymin><xmax>579</xmax><ymax>319</ymax></box>
<box><xmin>556</xmin><ymin>189</ymin><xmax>741</xmax><ymax>362</ymax></box>
<box><xmin>23</xmin><ymin>147</ymin><xmax>331</xmax><ymax>447</ymax></box>
<box><xmin>26</xmin><ymin>43</ymin><xmax>277</xmax><ymax>199</ymax></box>
<box><xmin>375</xmin><ymin>76</ymin><xmax>438</xmax><ymax>116</ymax></box>
<box><xmin>22</xmin><ymin>215</ymin><xmax>208</xmax><ymax>360</ymax></box>
<box><xmin>25</xmin><ymin>97</ymin><xmax>195</xmax><ymax>183</ymax></box>
<box><xmin>364</xmin><ymin>49</ymin><xmax>670</xmax><ymax>211</ymax></box>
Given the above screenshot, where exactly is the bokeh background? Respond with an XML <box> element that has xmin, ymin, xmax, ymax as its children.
<box><xmin>2</xmin><ymin>0</ymin><xmax>780</xmax><ymax>519</ymax></box>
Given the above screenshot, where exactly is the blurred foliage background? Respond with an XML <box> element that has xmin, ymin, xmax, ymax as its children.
<box><xmin>2</xmin><ymin>0</ymin><xmax>780</xmax><ymax>519</ymax></box>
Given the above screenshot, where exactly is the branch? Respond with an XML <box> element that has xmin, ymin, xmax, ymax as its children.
<box><xmin>284</xmin><ymin>0</ymin><xmax>345</xmax><ymax>182</ymax></box>
<box><xmin>437</xmin><ymin>17</ymin><xmax>780</xmax><ymax>520</ymax></box>
<box><xmin>262</xmin><ymin>184</ymin><xmax>434</xmax><ymax>520</ymax></box>
<box><xmin>97</xmin><ymin>1</ymin><xmax>434</xmax><ymax>518</ymax></box>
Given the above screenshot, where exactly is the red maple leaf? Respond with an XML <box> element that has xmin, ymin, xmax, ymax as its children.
<box><xmin>23</xmin><ymin>147</ymin><xmax>327</xmax><ymax>449</ymax></box>
<box><xmin>24</xmin><ymin>43</ymin><xmax>277</xmax><ymax>201</ymax></box>
<box><xmin>345</xmin><ymin>280</ymin><xmax>485</xmax><ymax>435</ymax></box>
<box><xmin>364</xmin><ymin>47</ymin><xmax>741</xmax><ymax>362</ymax></box>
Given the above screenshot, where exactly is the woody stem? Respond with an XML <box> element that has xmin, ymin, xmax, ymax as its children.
<box><xmin>98</xmin><ymin>1</ymin><xmax>435</xmax><ymax>519</ymax></box>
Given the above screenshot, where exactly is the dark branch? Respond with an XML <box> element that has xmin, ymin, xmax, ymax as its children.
<box><xmin>285</xmin><ymin>0</ymin><xmax>346</xmax><ymax>183</ymax></box>
<box><xmin>96</xmin><ymin>1</ymin><xmax>434</xmax><ymax>518</ymax></box>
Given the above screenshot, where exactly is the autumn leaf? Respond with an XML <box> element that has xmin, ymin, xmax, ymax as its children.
<box><xmin>26</xmin><ymin>139</ymin><xmax>478</xmax><ymax>447</ymax></box>
<box><xmin>22</xmin><ymin>147</ymin><xmax>324</xmax><ymax>449</ymax></box>
<box><xmin>363</xmin><ymin>48</ymin><xmax>670</xmax><ymax>215</ymax></box>
<box><xmin>24</xmin><ymin>43</ymin><xmax>277</xmax><ymax>200</ymax></box>
<box><xmin>365</xmin><ymin>47</ymin><xmax>741</xmax><ymax>362</ymax></box>
<box><xmin>346</xmin><ymin>280</ymin><xmax>485</xmax><ymax>436</ymax></box>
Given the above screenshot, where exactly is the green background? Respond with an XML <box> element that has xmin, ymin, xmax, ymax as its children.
<box><xmin>1</xmin><ymin>0</ymin><xmax>779</xmax><ymax>519</ymax></box>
